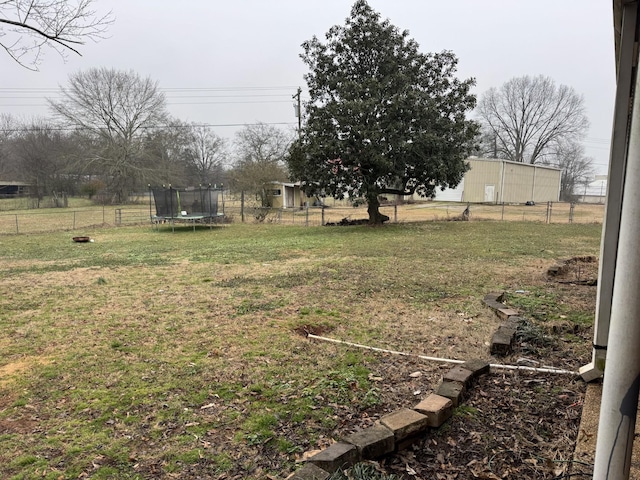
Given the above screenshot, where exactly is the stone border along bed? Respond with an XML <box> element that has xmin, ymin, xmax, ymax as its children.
<box><xmin>285</xmin><ymin>292</ymin><xmax>524</xmax><ymax>479</ymax></box>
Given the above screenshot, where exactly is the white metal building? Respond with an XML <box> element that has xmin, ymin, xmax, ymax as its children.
<box><xmin>577</xmin><ymin>175</ymin><xmax>607</xmax><ymax>204</ymax></box>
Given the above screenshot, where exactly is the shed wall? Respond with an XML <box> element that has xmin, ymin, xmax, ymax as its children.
<box><xmin>533</xmin><ymin>167</ymin><xmax>561</xmax><ymax>202</ymax></box>
<box><xmin>462</xmin><ymin>159</ymin><xmax>502</xmax><ymax>202</ymax></box>
<box><xmin>503</xmin><ymin>162</ymin><xmax>535</xmax><ymax>203</ymax></box>
<box><xmin>462</xmin><ymin>158</ymin><xmax>561</xmax><ymax>204</ymax></box>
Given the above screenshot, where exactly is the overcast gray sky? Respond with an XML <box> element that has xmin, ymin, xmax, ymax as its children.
<box><xmin>1</xmin><ymin>0</ymin><xmax>615</xmax><ymax>174</ymax></box>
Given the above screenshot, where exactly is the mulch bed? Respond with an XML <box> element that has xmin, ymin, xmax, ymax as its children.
<box><xmin>378</xmin><ymin>370</ymin><xmax>585</xmax><ymax>479</ymax></box>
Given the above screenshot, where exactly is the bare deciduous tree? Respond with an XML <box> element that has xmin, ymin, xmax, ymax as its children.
<box><xmin>9</xmin><ymin>119</ymin><xmax>79</xmax><ymax>204</ymax></box>
<box><xmin>541</xmin><ymin>140</ymin><xmax>594</xmax><ymax>201</ymax></box>
<box><xmin>477</xmin><ymin>75</ymin><xmax>589</xmax><ymax>164</ymax></box>
<box><xmin>229</xmin><ymin>123</ymin><xmax>292</xmax><ymax>206</ymax></box>
<box><xmin>49</xmin><ymin>67</ymin><xmax>168</xmax><ymax>202</ymax></box>
<box><xmin>0</xmin><ymin>113</ymin><xmax>19</xmax><ymax>178</ymax></box>
<box><xmin>0</xmin><ymin>0</ymin><xmax>112</xmax><ymax>69</ymax></box>
<box><xmin>141</xmin><ymin>118</ymin><xmax>192</xmax><ymax>187</ymax></box>
<box><xmin>185</xmin><ymin>124</ymin><xmax>226</xmax><ymax>185</ymax></box>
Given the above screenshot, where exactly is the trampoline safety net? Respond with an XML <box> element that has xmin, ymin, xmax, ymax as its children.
<box><xmin>151</xmin><ymin>186</ymin><xmax>221</xmax><ymax>220</ymax></box>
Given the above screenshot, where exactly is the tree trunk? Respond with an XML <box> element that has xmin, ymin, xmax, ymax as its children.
<box><xmin>366</xmin><ymin>192</ymin><xmax>390</xmax><ymax>225</ymax></box>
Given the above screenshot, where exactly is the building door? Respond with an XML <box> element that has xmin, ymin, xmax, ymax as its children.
<box><xmin>285</xmin><ymin>186</ymin><xmax>295</xmax><ymax>208</ymax></box>
<box><xmin>484</xmin><ymin>184</ymin><xmax>495</xmax><ymax>203</ymax></box>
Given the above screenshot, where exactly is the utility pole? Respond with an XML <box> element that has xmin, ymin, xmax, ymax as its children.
<box><xmin>293</xmin><ymin>87</ymin><xmax>302</xmax><ymax>138</ymax></box>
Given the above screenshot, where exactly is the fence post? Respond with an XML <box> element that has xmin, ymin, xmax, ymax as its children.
<box><xmin>569</xmin><ymin>202</ymin><xmax>575</xmax><ymax>223</ymax></box>
<box><xmin>501</xmin><ymin>202</ymin><xmax>505</xmax><ymax>221</ymax></box>
<box><xmin>241</xmin><ymin>191</ymin><xmax>245</xmax><ymax>223</ymax></box>
<box><xmin>73</xmin><ymin>211</ymin><xmax>76</xmax><ymax>230</ymax></box>
<box><xmin>321</xmin><ymin>205</ymin><xmax>325</xmax><ymax>226</ymax></box>
<box><xmin>115</xmin><ymin>208</ymin><xmax>122</xmax><ymax>225</ymax></box>
<box><xmin>103</xmin><ymin>205</ymin><xmax>105</xmax><ymax>224</ymax></box>
<box><xmin>394</xmin><ymin>202</ymin><xmax>398</xmax><ymax>223</ymax></box>
<box><xmin>305</xmin><ymin>204</ymin><xmax>309</xmax><ymax>226</ymax></box>
<box><xmin>15</xmin><ymin>214</ymin><xmax>19</xmax><ymax>234</ymax></box>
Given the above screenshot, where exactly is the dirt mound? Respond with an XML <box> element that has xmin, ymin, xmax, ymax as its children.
<box><xmin>547</xmin><ymin>256</ymin><xmax>598</xmax><ymax>285</ymax></box>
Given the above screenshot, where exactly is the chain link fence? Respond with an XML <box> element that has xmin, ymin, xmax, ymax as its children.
<box><xmin>0</xmin><ymin>206</ymin><xmax>152</xmax><ymax>235</ymax></box>
<box><xmin>0</xmin><ymin>200</ymin><xmax>604</xmax><ymax>235</ymax></box>
<box><xmin>225</xmin><ymin>201</ymin><xmax>604</xmax><ymax>227</ymax></box>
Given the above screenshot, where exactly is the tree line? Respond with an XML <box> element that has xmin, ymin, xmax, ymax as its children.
<box><xmin>0</xmin><ymin>69</ymin><xmax>292</xmax><ymax>206</ymax></box>
<box><xmin>2</xmin><ymin>0</ymin><xmax>596</xmax><ymax>222</ymax></box>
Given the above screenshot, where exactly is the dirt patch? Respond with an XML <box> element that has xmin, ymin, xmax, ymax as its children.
<box><xmin>547</xmin><ymin>256</ymin><xmax>598</xmax><ymax>285</ymax></box>
<box><xmin>0</xmin><ymin>358</ymin><xmax>51</xmax><ymax>387</ymax></box>
<box><xmin>0</xmin><ymin>360</ymin><xmax>32</xmax><ymax>386</ymax></box>
<box><xmin>293</xmin><ymin>324</ymin><xmax>336</xmax><ymax>336</ymax></box>
<box><xmin>0</xmin><ymin>418</ymin><xmax>37</xmax><ymax>434</ymax></box>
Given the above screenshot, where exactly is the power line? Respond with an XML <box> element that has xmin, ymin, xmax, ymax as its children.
<box><xmin>0</xmin><ymin>101</ymin><xmax>295</xmax><ymax>107</ymax></box>
<box><xmin>1</xmin><ymin>121</ymin><xmax>297</xmax><ymax>133</ymax></box>
<box><xmin>0</xmin><ymin>94</ymin><xmax>295</xmax><ymax>100</ymax></box>
<box><xmin>0</xmin><ymin>85</ymin><xmax>299</xmax><ymax>91</ymax></box>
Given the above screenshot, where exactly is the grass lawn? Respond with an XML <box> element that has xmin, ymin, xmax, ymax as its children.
<box><xmin>0</xmin><ymin>221</ymin><xmax>602</xmax><ymax>479</ymax></box>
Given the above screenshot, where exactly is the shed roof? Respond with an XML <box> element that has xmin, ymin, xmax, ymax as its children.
<box><xmin>468</xmin><ymin>157</ymin><xmax>562</xmax><ymax>172</ymax></box>
<box><xmin>0</xmin><ymin>181</ymin><xmax>31</xmax><ymax>186</ymax></box>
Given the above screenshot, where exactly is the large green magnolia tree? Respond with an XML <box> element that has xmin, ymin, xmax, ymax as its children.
<box><xmin>287</xmin><ymin>0</ymin><xmax>479</xmax><ymax>224</ymax></box>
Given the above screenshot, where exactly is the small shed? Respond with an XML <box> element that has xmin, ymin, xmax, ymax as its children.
<box><xmin>266</xmin><ymin>181</ymin><xmax>314</xmax><ymax>209</ymax></box>
<box><xmin>0</xmin><ymin>181</ymin><xmax>31</xmax><ymax>197</ymax></box>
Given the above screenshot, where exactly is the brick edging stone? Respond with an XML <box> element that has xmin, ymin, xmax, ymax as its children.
<box><xmin>287</xmin><ymin>291</ymin><xmax>516</xmax><ymax>479</ymax></box>
<box><xmin>286</xmin><ymin>358</ymin><xmax>491</xmax><ymax>479</ymax></box>
<box><xmin>484</xmin><ymin>292</ymin><xmax>522</xmax><ymax>356</ymax></box>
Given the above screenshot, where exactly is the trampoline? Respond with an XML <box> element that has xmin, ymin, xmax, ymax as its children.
<box><xmin>149</xmin><ymin>185</ymin><xmax>224</xmax><ymax>231</ymax></box>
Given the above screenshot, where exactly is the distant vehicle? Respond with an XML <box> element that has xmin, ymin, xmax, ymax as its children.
<box><xmin>525</xmin><ymin>201</ymin><xmax>536</xmax><ymax>206</ymax></box>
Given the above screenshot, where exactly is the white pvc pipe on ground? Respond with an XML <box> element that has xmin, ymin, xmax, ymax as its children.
<box><xmin>592</xmin><ymin>37</ymin><xmax>640</xmax><ymax>478</ymax></box>
<box><xmin>306</xmin><ymin>334</ymin><xmax>578</xmax><ymax>376</ymax></box>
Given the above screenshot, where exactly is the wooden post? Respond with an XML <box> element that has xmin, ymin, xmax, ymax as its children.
<box><xmin>241</xmin><ymin>191</ymin><xmax>245</xmax><ymax>223</ymax></box>
<box><xmin>569</xmin><ymin>202</ymin><xmax>575</xmax><ymax>223</ymax></box>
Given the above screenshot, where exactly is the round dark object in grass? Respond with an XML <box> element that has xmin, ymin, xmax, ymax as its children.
<box><xmin>72</xmin><ymin>236</ymin><xmax>91</xmax><ymax>243</ymax></box>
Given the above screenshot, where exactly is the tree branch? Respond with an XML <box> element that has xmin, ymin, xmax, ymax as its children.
<box><xmin>1</xmin><ymin>0</ymin><xmax>112</xmax><ymax>69</ymax></box>
<box><xmin>1</xmin><ymin>17</ymin><xmax>81</xmax><ymax>54</ymax></box>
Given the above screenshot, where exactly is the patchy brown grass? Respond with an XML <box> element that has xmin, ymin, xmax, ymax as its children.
<box><xmin>0</xmin><ymin>221</ymin><xmax>601</xmax><ymax>479</ymax></box>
